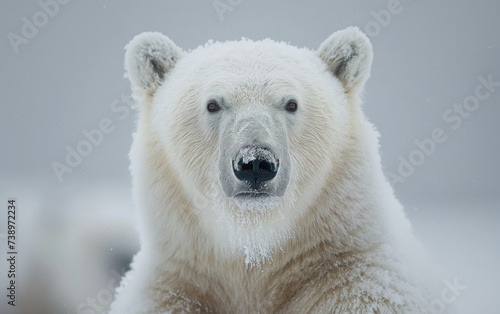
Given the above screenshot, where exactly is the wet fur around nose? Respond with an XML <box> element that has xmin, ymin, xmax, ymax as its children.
<box><xmin>217</xmin><ymin>102</ymin><xmax>292</xmax><ymax>199</ymax></box>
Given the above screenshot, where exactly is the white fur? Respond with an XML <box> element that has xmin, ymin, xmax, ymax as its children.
<box><xmin>124</xmin><ymin>32</ymin><xmax>184</xmax><ymax>96</ymax></box>
<box><xmin>111</xmin><ymin>27</ymin><xmax>437</xmax><ymax>313</ymax></box>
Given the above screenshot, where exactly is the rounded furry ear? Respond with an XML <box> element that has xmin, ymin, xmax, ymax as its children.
<box><xmin>317</xmin><ymin>27</ymin><xmax>373</xmax><ymax>94</ymax></box>
<box><xmin>124</xmin><ymin>32</ymin><xmax>183</xmax><ymax>96</ymax></box>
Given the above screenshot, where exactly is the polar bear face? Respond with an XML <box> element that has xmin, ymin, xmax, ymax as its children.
<box><xmin>125</xmin><ymin>28</ymin><xmax>373</xmax><ymax>263</ymax></box>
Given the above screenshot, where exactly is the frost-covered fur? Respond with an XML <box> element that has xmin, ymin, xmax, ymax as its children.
<box><xmin>111</xmin><ymin>27</ymin><xmax>437</xmax><ymax>313</ymax></box>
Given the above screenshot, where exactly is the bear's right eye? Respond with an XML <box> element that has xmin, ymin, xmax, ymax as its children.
<box><xmin>207</xmin><ymin>101</ymin><xmax>221</xmax><ymax>113</ymax></box>
<box><xmin>285</xmin><ymin>100</ymin><xmax>298</xmax><ymax>112</ymax></box>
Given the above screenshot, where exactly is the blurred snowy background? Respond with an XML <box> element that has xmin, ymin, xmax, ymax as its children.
<box><xmin>0</xmin><ymin>1</ymin><xmax>499</xmax><ymax>313</ymax></box>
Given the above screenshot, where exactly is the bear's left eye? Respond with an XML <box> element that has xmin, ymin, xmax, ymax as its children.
<box><xmin>207</xmin><ymin>101</ymin><xmax>221</xmax><ymax>113</ymax></box>
<box><xmin>285</xmin><ymin>101</ymin><xmax>298</xmax><ymax>112</ymax></box>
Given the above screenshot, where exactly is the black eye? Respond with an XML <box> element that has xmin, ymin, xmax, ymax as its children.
<box><xmin>285</xmin><ymin>101</ymin><xmax>298</xmax><ymax>112</ymax></box>
<box><xmin>207</xmin><ymin>101</ymin><xmax>220</xmax><ymax>113</ymax></box>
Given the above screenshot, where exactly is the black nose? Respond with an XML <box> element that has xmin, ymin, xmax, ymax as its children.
<box><xmin>234</xmin><ymin>158</ymin><xmax>278</xmax><ymax>189</ymax></box>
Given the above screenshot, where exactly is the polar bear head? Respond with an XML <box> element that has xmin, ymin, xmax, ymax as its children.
<box><xmin>125</xmin><ymin>27</ymin><xmax>373</xmax><ymax>265</ymax></box>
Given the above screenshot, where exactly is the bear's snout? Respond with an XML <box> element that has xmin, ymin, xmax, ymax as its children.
<box><xmin>233</xmin><ymin>146</ymin><xmax>279</xmax><ymax>191</ymax></box>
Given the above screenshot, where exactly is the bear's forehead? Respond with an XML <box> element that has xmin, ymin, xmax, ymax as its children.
<box><xmin>177</xmin><ymin>40</ymin><xmax>320</xmax><ymax>101</ymax></box>
<box><xmin>184</xmin><ymin>40</ymin><xmax>317</xmax><ymax>77</ymax></box>
<box><xmin>197</xmin><ymin>65</ymin><xmax>301</xmax><ymax>106</ymax></box>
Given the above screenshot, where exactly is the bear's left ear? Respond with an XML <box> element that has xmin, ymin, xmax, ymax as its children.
<box><xmin>317</xmin><ymin>27</ymin><xmax>373</xmax><ymax>94</ymax></box>
<box><xmin>124</xmin><ymin>32</ymin><xmax>184</xmax><ymax>96</ymax></box>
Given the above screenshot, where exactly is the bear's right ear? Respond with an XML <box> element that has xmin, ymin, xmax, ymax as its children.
<box><xmin>124</xmin><ymin>32</ymin><xmax>183</xmax><ymax>96</ymax></box>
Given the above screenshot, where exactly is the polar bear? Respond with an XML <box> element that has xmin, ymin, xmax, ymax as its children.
<box><xmin>110</xmin><ymin>27</ymin><xmax>436</xmax><ymax>313</ymax></box>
